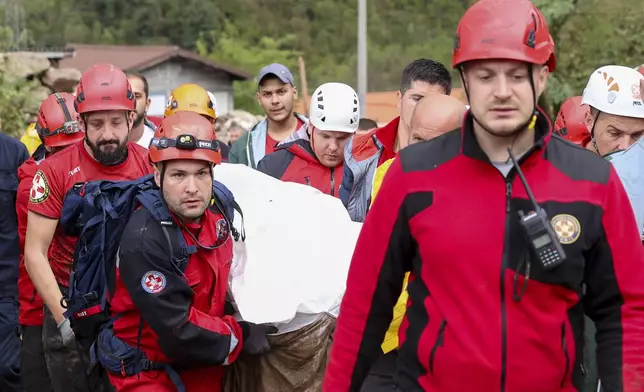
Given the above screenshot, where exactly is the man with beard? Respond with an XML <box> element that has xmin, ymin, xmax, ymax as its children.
<box><xmin>229</xmin><ymin>63</ymin><xmax>308</xmax><ymax>168</ymax></box>
<box><xmin>24</xmin><ymin>64</ymin><xmax>153</xmax><ymax>392</ymax></box>
<box><xmin>126</xmin><ymin>72</ymin><xmax>155</xmax><ymax>148</ymax></box>
<box><xmin>324</xmin><ymin>0</ymin><xmax>644</xmax><ymax>390</ymax></box>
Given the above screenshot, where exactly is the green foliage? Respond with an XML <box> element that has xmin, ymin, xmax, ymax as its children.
<box><xmin>1</xmin><ymin>0</ymin><xmax>642</xmax><ymax>119</ymax></box>
<box><xmin>0</xmin><ymin>70</ymin><xmax>42</xmax><ymax>137</ymax></box>
<box><xmin>0</xmin><ymin>27</ymin><xmax>42</xmax><ymax>137</ymax></box>
<box><xmin>197</xmin><ymin>23</ymin><xmax>302</xmax><ymax>113</ymax></box>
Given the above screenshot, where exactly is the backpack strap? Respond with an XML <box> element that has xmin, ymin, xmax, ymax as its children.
<box><xmin>134</xmin><ymin>184</ymin><xmax>197</xmax><ymax>272</ymax></box>
<box><xmin>212</xmin><ymin>181</ymin><xmax>246</xmax><ymax>242</ymax></box>
<box><xmin>231</xmin><ymin>199</ymin><xmax>245</xmax><ymax>241</ymax></box>
<box><xmin>210</xmin><ymin>193</ymin><xmax>245</xmax><ymax>242</ymax></box>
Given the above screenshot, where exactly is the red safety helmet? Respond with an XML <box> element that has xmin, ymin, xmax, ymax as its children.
<box><xmin>36</xmin><ymin>93</ymin><xmax>84</xmax><ymax>148</ymax></box>
<box><xmin>554</xmin><ymin>96</ymin><xmax>591</xmax><ymax>146</ymax></box>
<box><xmin>149</xmin><ymin>111</ymin><xmax>222</xmax><ymax>165</ymax></box>
<box><xmin>75</xmin><ymin>64</ymin><xmax>135</xmax><ymax>114</ymax></box>
<box><xmin>452</xmin><ymin>0</ymin><xmax>556</xmax><ymax>71</ymax></box>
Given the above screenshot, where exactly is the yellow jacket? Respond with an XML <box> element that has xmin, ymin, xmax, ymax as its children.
<box><xmin>371</xmin><ymin>157</ymin><xmax>409</xmax><ymax>354</ymax></box>
<box><xmin>20</xmin><ymin>123</ymin><xmax>41</xmax><ymax>155</ymax></box>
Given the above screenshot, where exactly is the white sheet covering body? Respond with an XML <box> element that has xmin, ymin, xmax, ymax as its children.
<box><xmin>213</xmin><ymin>163</ymin><xmax>362</xmax><ymax>329</ymax></box>
<box><xmin>607</xmin><ymin>139</ymin><xmax>644</xmax><ymax>236</ymax></box>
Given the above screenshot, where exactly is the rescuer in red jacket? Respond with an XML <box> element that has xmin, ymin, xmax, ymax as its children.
<box><xmin>323</xmin><ymin>0</ymin><xmax>644</xmax><ymax>391</ymax></box>
<box><xmin>25</xmin><ymin>65</ymin><xmax>153</xmax><ymax>392</ymax></box>
<box><xmin>257</xmin><ymin>82</ymin><xmax>360</xmax><ymax>197</ymax></box>
<box><xmin>16</xmin><ymin>93</ymin><xmax>84</xmax><ymax>392</ymax></box>
<box><xmin>106</xmin><ymin>112</ymin><xmax>274</xmax><ymax>392</ymax></box>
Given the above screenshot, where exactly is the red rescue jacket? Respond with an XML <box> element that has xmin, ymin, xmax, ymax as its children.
<box><xmin>257</xmin><ymin>139</ymin><xmax>343</xmax><ymax>197</ymax></box>
<box><xmin>109</xmin><ymin>206</ymin><xmax>243</xmax><ymax>392</ymax></box>
<box><xmin>16</xmin><ymin>146</ymin><xmax>46</xmax><ymax>326</ymax></box>
<box><xmin>324</xmin><ymin>112</ymin><xmax>644</xmax><ymax>391</ymax></box>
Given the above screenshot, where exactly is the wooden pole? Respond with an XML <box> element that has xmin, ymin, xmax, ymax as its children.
<box><xmin>298</xmin><ymin>56</ymin><xmax>310</xmax><ymax>116</ymax></box>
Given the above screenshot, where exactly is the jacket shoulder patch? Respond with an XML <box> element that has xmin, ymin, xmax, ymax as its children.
<box><xmin>29</xmin><ymin>170</ymin><xmax>50</xmax><ymax>204</ymax></box>
<box><xmin>141</xmin><ymin>271</ymin><xmax>167</xmax><ymax>294</ymax></box>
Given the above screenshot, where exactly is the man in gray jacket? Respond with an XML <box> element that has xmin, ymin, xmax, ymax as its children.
<box><xmin>229</xmin><ymin>63</ymin><xmax>307</xmax><ymax>168</ymax></box>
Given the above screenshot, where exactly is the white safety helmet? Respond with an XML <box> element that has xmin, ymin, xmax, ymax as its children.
<box><xmin>207</xmin><ymin>91</ymin><xmax>218</xmax><ymax>114</ymax></box>
<box><xmin>309</xmin><ymin>82</ymin><xmax>360</xmax><ymax>133</ymax></box>
<box><xmin>581</xmin><ymin>65</ymin><xmax>644</xmax><ymax>119</ymax></box>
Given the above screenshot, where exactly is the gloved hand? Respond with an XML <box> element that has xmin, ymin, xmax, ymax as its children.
<box><xmin>238</xmin><ymin>321</ymin><xmax>277</xmax><ymax>355</ymax></box>
<box><xmin>57</xmin><ymin>318</ymin><xmax>76</xmax><ymax>348</ymax></box>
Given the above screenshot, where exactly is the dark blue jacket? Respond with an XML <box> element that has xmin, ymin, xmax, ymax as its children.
<box><xmin>0</xmin><ymin>133</ymin><xmax>29</xmax><ymax>297</ymax></box>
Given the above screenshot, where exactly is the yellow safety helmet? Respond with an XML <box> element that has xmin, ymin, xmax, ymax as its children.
<box><xmin>164</xmin><ymin>84</ymin><xmax>216</xmax><ymax>122</ymax></box>
<box><xmin>20</xmin><ymin>122</ymin><xmax>42</xmax><ymax>155</ymax></box>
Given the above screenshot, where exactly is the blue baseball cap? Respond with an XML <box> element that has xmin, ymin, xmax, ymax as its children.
<box><xmin>257</xmin><ymin>63</ymin><xmax>295</xmax><ymax>86</ymax></box>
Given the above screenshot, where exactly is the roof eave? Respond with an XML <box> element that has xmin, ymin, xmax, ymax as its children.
<box><xmin>133</xmin><ymin>49</ymin><xmax>252</xmax><ymax>81</ymax></box>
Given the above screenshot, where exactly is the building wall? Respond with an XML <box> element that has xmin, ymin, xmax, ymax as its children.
<box><xmin>141</xmin><ymin>58</ymin><xmax>236</xmax><ymax>116</ymax></box>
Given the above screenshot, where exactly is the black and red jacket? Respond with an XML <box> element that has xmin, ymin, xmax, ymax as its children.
<box><xmin>257</xmin><ymin>139</ymin><xmax>343</xmax><ymax>197</ymax></box>
<box><xmin>324</xmin><ymin>112</ymin><xmax>644</xmax><ymax>392</ymax></box>
<box><xmin>109</xmin><ymin>206</ymin><xmax>243</xmax><ymax>391</ymax></box>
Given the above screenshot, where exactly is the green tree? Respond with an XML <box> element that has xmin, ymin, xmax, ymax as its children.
<box><xmin>11</xmin><ymin>0</ymin><xmax>644</xmax><ymax>120</ymax></box>
<box><xmin>0</xmin><ymin>27</ymin><xmax>43</xmax><ymax>137</ymax></box>
<box><xmin>197</xmin><ymin>23</ymin><xmax>302</xmax><ymax>114</ymax></box>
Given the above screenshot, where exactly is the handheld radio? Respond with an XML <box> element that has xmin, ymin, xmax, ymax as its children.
<box><xmin>508</xmin><ymin>148</ymin><xmax>566</xmax><ymax>270</ymax></box>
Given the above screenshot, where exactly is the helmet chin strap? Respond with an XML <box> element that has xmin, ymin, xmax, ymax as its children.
<box><xmin>459</xmin><ymin>64</ymin><xmax>540</xmax><ymax>162</ymax></box>
<box><xmin>589</xmin><ymin>111</ymin><xmax>601</xmax><ymax>155</ymax></box>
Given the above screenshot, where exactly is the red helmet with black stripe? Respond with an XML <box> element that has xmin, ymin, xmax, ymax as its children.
<box><xmin>452</xmin><ymin>0</ymin><xmax>556</xmax><ymax>71</ymax></box>
<box><xmin>36</xmin><ymin>93</ymin><xmax>84</xmax><ymax>148</ymax></box>
<box><xmin>554</xmin><ymin>96</ymin><xmax>591</xmax><ymax>146</ymax></box>
<box><xmin>149</xmin><ymin>111</ymin><xmax>222</xmax><ymax>165</ymax></box>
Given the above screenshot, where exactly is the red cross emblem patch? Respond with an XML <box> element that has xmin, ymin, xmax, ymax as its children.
<box><xmin>141</xmin><ymin>271</ymin><xmax>167</xmax><ymax>294</ymax></box>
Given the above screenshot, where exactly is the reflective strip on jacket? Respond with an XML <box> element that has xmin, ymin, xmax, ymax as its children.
<box><xmin>371</xmin><ymin>157</ymin><xmax>409</xmax><ymax>354</ymax></box>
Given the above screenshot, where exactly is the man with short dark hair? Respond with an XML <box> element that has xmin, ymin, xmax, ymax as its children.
<box><xmin>229</xmin><ymin>63</ymin><xmax>308</xmax><ymax>168</ymax></box>
<box><xmin>340</xmin><ymin>59</ymin><xmax>452</xmax><ymax>222</ymax></box>
<box><xmin>358</xmin><ymin>118</ymin><xmax>378</xmax><ymax>131</ymax></box>
<box><xmin>126</xmin><ymin>72</ymin><xmax>155</xmax><ymax>148</ymax></box>
<box><xmin>25</xmin><ymin>64</ymin><xmax>153</xmax><ymax>392</ymax></box>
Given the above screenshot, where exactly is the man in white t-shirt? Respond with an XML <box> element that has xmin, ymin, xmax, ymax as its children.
<box><xmin>126</xmin><ymin>72</ymin><xmax>155</xmax><ymax>148</ymax></box>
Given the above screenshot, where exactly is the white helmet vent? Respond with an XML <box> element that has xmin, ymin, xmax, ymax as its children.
<box><xmin>309</xmin><ymin>82</ymin><xmax>361</xmax><ymax>133</ymax></box>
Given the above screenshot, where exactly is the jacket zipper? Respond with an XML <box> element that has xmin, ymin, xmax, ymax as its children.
<box><xmin>245</xmin><ymin>136</ymin><xmax>253</xmax><ymax>168</ymax></box>
<box><xmin>498</xmin><ymin>146</ymin><xmax>539</xmax><ymax>392</ymax></box>
<box><xmin>500</xmin><ymin>180</ymin><xmax>512</xmax><ymax>392</ymax></box>
<box><xmin>429</xmin><ymin>319</ymin><xmax>447</xmax><ymax>374</ymax></box>
<box><xmin>330</xmin><ymin>168</ymin><xmax>335</xmax><ymax>197</ymax></box>
<box><xmin>561</xmin><ymin>322</ymin><xmax>570</xmax><ymax>387</ymax></box>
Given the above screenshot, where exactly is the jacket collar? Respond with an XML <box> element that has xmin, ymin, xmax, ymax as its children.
<box><xmin>461</xmin><ymin>107</ymin><xmax>553</xmax><ymax>164</ymax></box>
<box><xmin>374</xmin><ymin>117</ymin><xmax>400</xmax><ymax>160</ymax></box>
<box><xmin>32</xmin><ymin>143</ymin><xmax>46</xmax><ymax>161</ymax></box>
<box><xmin>279</xmin><ymin>138</ymin><xmax>319</xmax><ymax>164</ymax></box>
